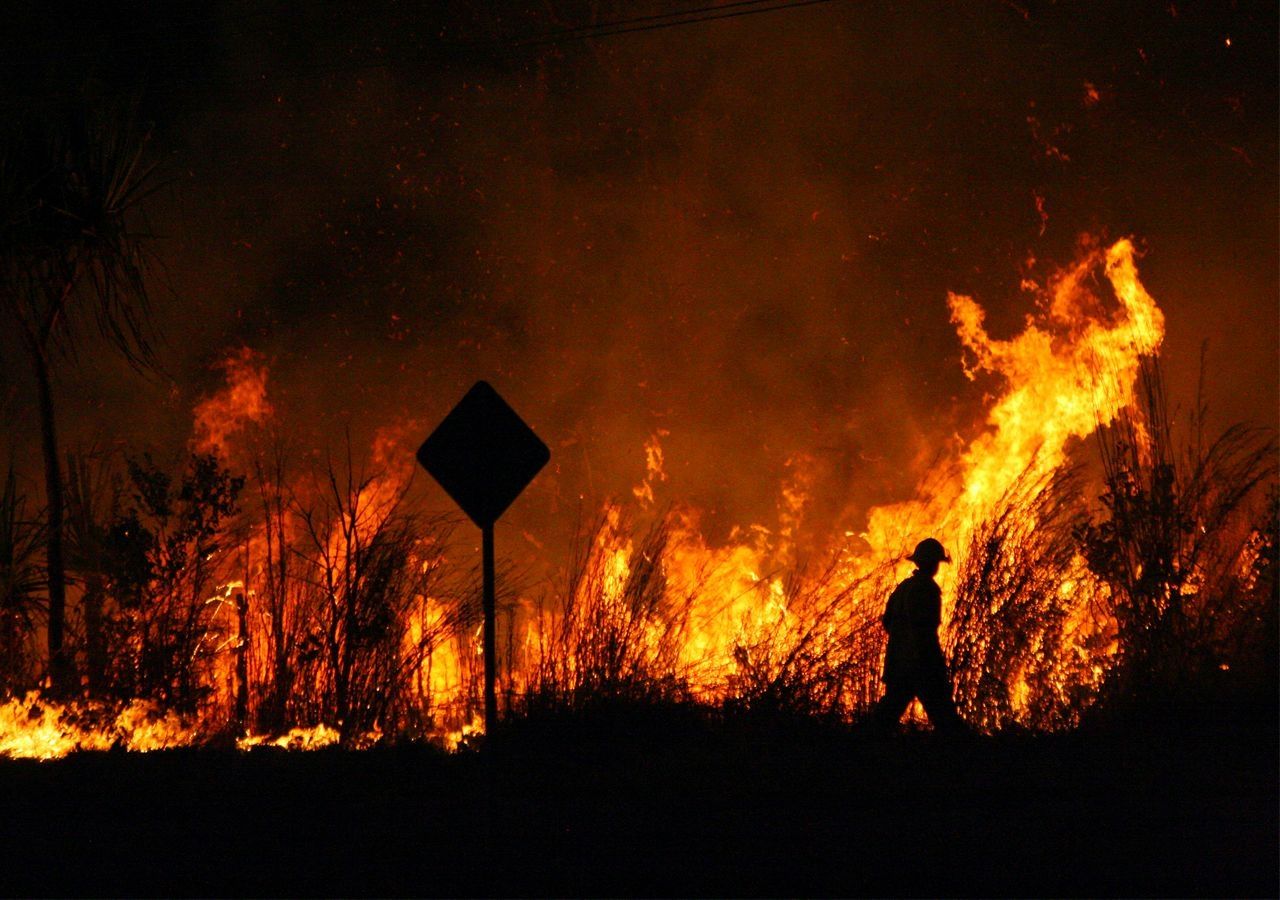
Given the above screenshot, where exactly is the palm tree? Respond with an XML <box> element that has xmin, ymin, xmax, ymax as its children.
<box><xmin>62</xmin><ymin>448</ymin><xmax>121</xmax><ymax>697</ymax></box>
<box><xmin>0</xmin><ymin>96</ymin><xmax>161</xmax><ymax>693</ymax></box>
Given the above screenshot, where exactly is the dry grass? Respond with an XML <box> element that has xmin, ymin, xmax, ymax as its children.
<box><xmin>1080</xmin><ymin>356</ymin><xmax>1277</xmax><ymax>705</ymax></box>
<box><xmin>2</xmin><ymin>357</ymin><xmax>1275</xmax><ymax>741</ymax></box>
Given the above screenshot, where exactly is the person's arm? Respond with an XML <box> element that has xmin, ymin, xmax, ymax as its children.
<box><xmin>882</xmin><ymin>585</ymin><xmax>901</xmax><ymax>631</ymax></box>
<box><xmin>926</xmin><ymin>582</ymin><xmax>942</xmax><ymax>630</ymax></box>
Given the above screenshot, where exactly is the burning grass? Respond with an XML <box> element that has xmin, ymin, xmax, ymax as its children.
<box><xmin>0</xmin><ymin>691</ymin><xmax>191</xmax><ymax>759</ymax></box>
<box><xmin>0</xmin><ymin>237</ymin><xmax>1275</xmax><ymax>757</ymax></box>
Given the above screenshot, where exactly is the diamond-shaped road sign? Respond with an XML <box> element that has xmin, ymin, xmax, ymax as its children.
<box><xmin>416</xmin><ymin>380</ymin><xmax>550</xmax><ymax>528</ymax></box>
<box><xmin>417</xmin><ymin>381</ymin><xmax>549</xmax><ymax>731</ymax></box>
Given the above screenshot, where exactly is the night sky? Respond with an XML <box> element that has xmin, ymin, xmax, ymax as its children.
<box><xmin>3</xmin><ymin>1</ymin><xmax>1276</xmax><ymax>558</ymax></box>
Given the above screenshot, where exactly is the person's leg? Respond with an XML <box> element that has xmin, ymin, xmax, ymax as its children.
<box><xmin>918</xmin><ymin>670</ymin><xmax>962</xmax><ymax>732</ymax></box>
<box><xmin>873</xmin><ymin>681</ymin><xmax>914</xmax><ymax>729</ymax></box>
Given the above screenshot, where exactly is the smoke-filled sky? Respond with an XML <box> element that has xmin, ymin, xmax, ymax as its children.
<box><xmin>3</xmin><ymin>1</ymin><xmax>1276</xmax><ymax>558</ymax></box>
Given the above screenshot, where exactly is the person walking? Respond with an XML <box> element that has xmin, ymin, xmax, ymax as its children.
<box><xmin>874</xmin><ymin>537</ymin><xmax>964</xmax><ymax>732</ymax></box>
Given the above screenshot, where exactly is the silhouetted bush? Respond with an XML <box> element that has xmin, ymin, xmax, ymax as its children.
<box><xmin>724</xmin><ymin>560</ymin><xmax>886</xmax><ymax>722</ymax></box>
<box><xmin>522</xmin><ymin>513</ymin><xmax>693</xmax><ymax>712</ymax></box>
<box><xmin>1078</xmin><ymin>357</ymin><xmax>1277</xmax><ymax>709</ymax></box>
<box><xmin>949</xmin><ymin>464</ymin><xmax>1102</xmax><ymax>732</ymax></box>
<box><xmin>94</xmin><ymin>453</ymin><xmax>243</xmax><ymax>711</ymax></box>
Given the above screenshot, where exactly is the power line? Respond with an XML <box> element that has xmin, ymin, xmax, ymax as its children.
<box><xmin>502</xmin><ymin>0</ymin><xmax>840</xmax><ymax>48</ymax></box>
<box><xmin>0</xmin><ymin>1</ymin><xmax>834</xmax><ymax>65</ymax></box>
<box><xmin>493</xmin><ymin>0</ymin><xmax>832</xmax><ymax>45</ymax></box>
<box><xmin>0</xmin><ymin>0</ymin><xmax>843</xmax><ymax>112</ymax></box>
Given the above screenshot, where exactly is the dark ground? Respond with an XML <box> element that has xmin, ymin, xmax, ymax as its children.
<box><xmin>1</xmin><ymin>701</ymin><xmax>1275</xmax><ymax>898</ymax></box>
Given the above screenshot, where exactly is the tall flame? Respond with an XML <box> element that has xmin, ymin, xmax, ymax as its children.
<box><xmin>0</xmin><ymin>236</ymin><xmax>1179</xmax><ymax>756</ymax></box>
<box><xmin>862</xmin><ymin>237</ymin><xmax>1163</xmax><ymax>584</ymax></box>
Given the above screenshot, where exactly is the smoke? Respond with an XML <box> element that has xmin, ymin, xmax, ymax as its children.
<box><xmin>13</xmin><ymin>2</ymin><xmax>1275</xmax><ymax>567</ymax></box>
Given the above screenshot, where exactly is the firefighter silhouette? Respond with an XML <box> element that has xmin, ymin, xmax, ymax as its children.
<box><xmin>873</xmin><ymin>537</ymin><xmax>964</xmax><ymax>731</ymax></box>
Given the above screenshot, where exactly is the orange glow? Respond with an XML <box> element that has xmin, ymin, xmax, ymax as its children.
<box><xmin>192</xmin><ymin>346</ymin><xmax>274</xmax><ymax>457</ymax></box>
<box><xmin>0</xmin><ymin>237</ymin><xmax>1185</xmax><ymax>755</ymax></box>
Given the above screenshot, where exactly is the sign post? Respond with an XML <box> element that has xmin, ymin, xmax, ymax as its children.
<box><xmin>416</xmin><ymin>381</ymin><xmax>550</xmax><ymax>731</ymax></box>
<box><xmin>482</xmin><ymin>523</ymin><xmax>495</xmax><ymax>727</ymax></box>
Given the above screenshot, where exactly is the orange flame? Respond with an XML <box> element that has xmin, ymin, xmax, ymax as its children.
<box><xmin>192</xmin><ymin>346</ymin><xmax>274</xmax><ymax>457</ymax></box>
<box><xmin>863</xmin><ymin>237</ymin><xmax>1163</xmax><ymax>586</ymax></box>
<box><xmin>0</xmin><ymin>237</ymin><xmax>1175</xmax><ymax>756</ymax></box>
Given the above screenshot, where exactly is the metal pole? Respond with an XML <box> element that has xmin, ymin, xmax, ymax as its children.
<box><xmin>482</xmin><ymin>523</ymin><xmax>497</xmax><ymax>731</ymax></box>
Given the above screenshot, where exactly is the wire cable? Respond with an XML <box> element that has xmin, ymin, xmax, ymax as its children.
<box><xmin>0</xmin><ymin>0</ymin><xmax>843</xmax><ymax>111</ymax></box>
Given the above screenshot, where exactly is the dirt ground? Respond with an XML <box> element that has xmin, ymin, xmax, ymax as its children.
<box><xmin>1</xmin><ymin>703</ymin><xmax>1275</xmax><ymax>897</ymax></box>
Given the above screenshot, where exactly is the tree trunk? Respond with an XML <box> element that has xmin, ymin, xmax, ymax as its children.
<box><xmin>31</xmin><ymin>345</ymin><xmax>71</xmax><ymax>695</ymax></box>
<box><xmin>234</xmin><ymin>591</ymin><xmax>249</xmax><ymax>733</ymax></box>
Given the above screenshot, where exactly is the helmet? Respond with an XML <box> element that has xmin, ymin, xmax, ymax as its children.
<box><xmin>906</xmin><ymin>537</ymin><xmax>950</xmax><ymax>565</ymax></box>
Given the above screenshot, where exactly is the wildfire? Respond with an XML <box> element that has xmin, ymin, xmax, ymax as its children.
<box><xmin>863</xmin><ymin>237</ymin><xmax>1163</xmax><ymax>583</ymax></box>
<box><xmin>237</xmin><ymin>724</ymin><xmax>346</xmax><ymax>751</ymax></box>
<box><xmin>7</xmin><ymin>235</ymin><xmax>1259</xmax><ymax>758</ymax></box>
<box><xmin>531</xmin><ymin>236</ymin><xmax>1167</xmax><ymax>723</ymax></box>
<box><xmin>0</xmin><ymin>693</ymin><xmax>194</xmax><ymax>760</ymax></box>
<box><xmin>192</xmin><ymin>346</ymin><xmax>274</xmax><ymax>457</ymax></box>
